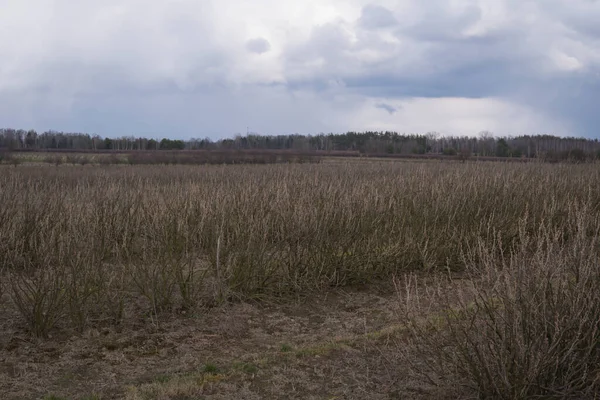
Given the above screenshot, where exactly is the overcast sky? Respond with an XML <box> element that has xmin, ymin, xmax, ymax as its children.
<box><xmin>1</xmin><ymin>0</ymin><xmax>599</xmax><ymax>139</ymax></box>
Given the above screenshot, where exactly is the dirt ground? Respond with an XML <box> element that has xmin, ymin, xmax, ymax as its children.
<box><xmin>0</xmin><ymin>281</ymin><xmax>458</xmax><ymax>400</ymax></box>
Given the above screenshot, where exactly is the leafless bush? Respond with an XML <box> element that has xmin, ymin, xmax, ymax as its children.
<box><xmin>92</xmin><ymin>263</ymin><xmax>128</xmax><ymax>326</ymax></box>
<box><xmin>125</xmin><ymin>150</ymin><xmax>321</xmax><ymax>165</ymax></box>
<box><xmin>97</xmin><ymin>154</ymin><xmax>126</xmax><ymax>165</ymax></box>
<box><xmin>63</xmin><ymin>154</ymin><xmax>92</xmax><ymax>165</ymax></box>
<box><xmin>1</xmin><ymin>162</ymin><xmax>599</xmax><ymax>341</ymax></box>
<box><xmin>64</xmin><ymin>252</ymin><xmax>104</xmax><ymax>332</ymax></box>
<box><xmin>0</xmin><ymin>149</ymin><xmax>21</xmax><ymax>166</ymax></box>
<box><xmin>400</xmin><ymin>205</ymin><xmax>600</xmax><ymax>398</ymax></box>
<box><xmin>8</xmin><ymin>265</ymin><xmax>67</xmax><ymax>338</ymax></box>
<box><xmin>44</xmin><ymin>154</ymin><xmax>64</xmax><ymax>165</ymax></box>
<box><xmin>65</xmin><ymin>154</ymin><xmax>79</xmax><ymax>164</ymax></box>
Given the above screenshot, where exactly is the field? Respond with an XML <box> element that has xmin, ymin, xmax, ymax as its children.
<box><xmin>4</xmin><ymin>149</ymin><xmax>326</xmax><ymax>166</ymax></box>
<box><xmin>1</xmin><ymin>160</ymin><xmax>600</xmax><ymax>399</ymax></box>
<box><xmin>5</xmin><ymin>148</ymin><xmax>536</xmax><ymax>167</ymax></box>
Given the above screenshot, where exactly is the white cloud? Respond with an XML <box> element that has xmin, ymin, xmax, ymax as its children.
<box><xmin>349</xmin><ymin>97</ymin><xmax>566</xmax><ymax>136</ymax></box>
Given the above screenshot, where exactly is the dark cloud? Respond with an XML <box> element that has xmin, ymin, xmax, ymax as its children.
<box><xmin>279</xmin><ymin>1</ymin><xmax>600</xmax><ymax>135</ymax></box>
<box><xmin>358</xmin><ymin>5</ymin><xmax>397</xmax><ymax>30</ymax></box>
<box><xmin>0</xmin><ymin>83</ymin><xmax>357</xmax><ymax>139</ymax></box>
<box><xmin>540</xmin><ymin>0</ymin><xmax>600</xmax><ymax>39</ymax></box>
<box><xmin>375</xmin><ymin>102</ymin><xmax>398</xmax><ymax>114</ymax></box>
<box><xmin>246</xmin><ymin>37</ymin><xmax>271</xmax><ymax>54</ymax></box>
<box><xmin>2</xmin><ymin>0</ymin><xmax>600</xmax><ymax>137</ymax></box>
<box><xmin>396</xmin><ymin>3</ymin><xmax>482</xmax><ymax>42</ymax></box>
<box><xmin>510</xmin><ymin>75</ymin><xmax>600</xmax><ymax>138</ymax></box>
<box><xmin>285</xmin><ymin>30</ymin><xmax>533</xmax><ymax>99</ymax></box>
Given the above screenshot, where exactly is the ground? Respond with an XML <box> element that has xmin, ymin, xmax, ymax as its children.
<box><xmin>0</xmin><ymin>281</ymin><xmax>457</xmax><ymax>400</ymax></box>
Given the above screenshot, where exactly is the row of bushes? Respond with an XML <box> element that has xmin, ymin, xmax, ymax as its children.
<box><xmin>3</xmin><ymin>148</ymin><xmax>600</xmax><ymax>166</ymax></box>
<box><xmin>0</xmin><ymin>150</ymin><xmax>323</xmax><ymax>165</ymax></box>
<box><xmin>125</xmin><ymin>151</ymin><xmax>322</xmax><ymax>165</ymax></box>
<box><xmin>0</xmin><ymin>149</ymin><xmax>19</xmax><ymax>165</ymax></box>
<box><xmin>1</xmin><ymin>162</ymin><xmax>599</xmax><ymax>334</ymax></box>
<box><xmin>541</xmin><ymin>148</ymin><xmax>597</xmax><ymax>163</ymax></box>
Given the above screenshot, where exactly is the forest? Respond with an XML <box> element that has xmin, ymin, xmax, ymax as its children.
<box><xmin>1</xmin><ymin>128</ymin><xmax>599</xmax><ymax>162</ymax></box>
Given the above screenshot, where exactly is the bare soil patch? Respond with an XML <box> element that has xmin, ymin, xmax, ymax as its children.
<box><xmin>1</xmin><ymin>282</ymin><xmax>445</xmax><ymax>400</ymax></box>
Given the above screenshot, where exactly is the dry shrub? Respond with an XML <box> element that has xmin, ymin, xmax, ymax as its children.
<box><xmin>65</xmin><ymin>154</ymin><xmax>79</xmax><ymax>164</ymax></box>
<box><xmin>128</xmin><ymin>256</ymin><xmax>201</xmax><ymax>315</ymax></box>
<box><xmin>1</xmin><ymin>162</ymin><xmax>599</xmax><ymax>339</ymax></box>
<box><xmin>97</xmin><ymin>154</ymin><xmax>126</xmax><ymax>165</ymax></box>
<box><xmin>63</xmin><ymin>154</ymin><xmax>92</xmax><ymax>165</ymax></box>
<box><xmin>125</xmin><ymin>150</ymin><xmax>321</xmax><ymax>165</ymax></box>
<box><xmin>0</xmin><ymin>150</ymin><xmax>21</xmax><ymax>166</ymax></box>
<box><xmin>90</xmin><ymin>262</ymin><xmax>128</xmax><ymax>326</ymax></box>
<box><xmin>64</xmin><ymin>252</ymin><xmax>105</xmax><ymax>332</ymax></box>
<box><xmin>44</xmin><ymin>154</ymin><xmax>64</xmax><ymax>165</ymax></box>
<box><xmin>401</xmin><ymin>204</ymin><xmax>600</xmax><ymax>398</ymax></box>
<box><xmin>8</xmin><ymin>265</ymin><xmax>67</xmax><ymax>338</ymax></box>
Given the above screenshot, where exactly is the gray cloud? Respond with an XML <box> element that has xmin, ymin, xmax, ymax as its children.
<box><xmin>358</xmin><ymin>5</ymin><xmax>397</xmax><ymax>30</ymax></box>
<box><xmin>281</xmin><ymin>1</ymin><xmax>600</xmax><ymax>136</ymax></box>
<box><xmin>397</xmin><ymin>2</ymin><xmax>482</xmax><ymax>42</ymax></box>
<box><xmin>1</xmin><ymin>0</ymin><xmax>600</xmax><ymax>138</ymax></box>
<box><xmin>540</xmin><ymin>0</ymin><xmax>600</xmax><ymax>39</ymax></box>
<box><xmin>246</xmin><ymin>37</ymin><xmax>271</xmax><ymax>54</ymax></box>
<box><xmin>375</xmin><ymin>102</ymin><xmax>398</xmax><ymax>114</ymax></box>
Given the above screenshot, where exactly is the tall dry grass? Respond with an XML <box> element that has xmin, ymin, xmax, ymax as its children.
<box><xmin>0</xmin><ymin>162</ymin><xmax>599</xmax><ymax>341</ymax></box>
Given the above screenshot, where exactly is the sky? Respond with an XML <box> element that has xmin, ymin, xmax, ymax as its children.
<box><xmin>1</xmin><ymin>0</ymin><xmax>599</xmax><ymax>140</ymax></box>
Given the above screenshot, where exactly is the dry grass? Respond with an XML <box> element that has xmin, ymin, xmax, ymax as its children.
<box><xmin>1</xmin><ymin>160</ymin><xmax>600</xmax><ymax>398</ymax></box>
<box><xmin>1</xmin><ymin>284</ymin><xmax>419</xmax><ymax>400</ymax></box>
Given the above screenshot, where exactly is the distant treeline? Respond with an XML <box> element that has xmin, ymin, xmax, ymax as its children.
<box><xmin>1</xmin><ymin>128</ymin><xmax>599</xmax><ymax>161</ymax></box>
